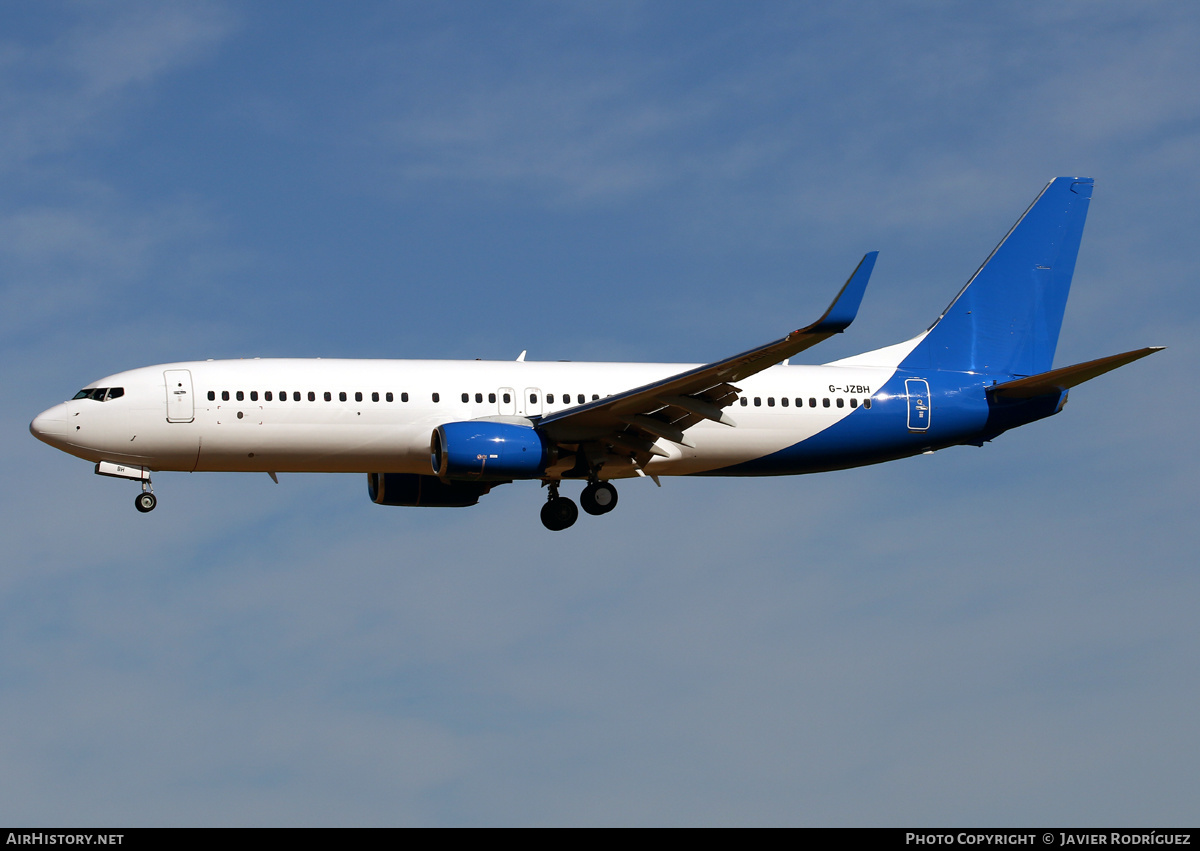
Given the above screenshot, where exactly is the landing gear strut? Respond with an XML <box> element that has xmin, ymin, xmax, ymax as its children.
<box><xmin>540</xmin><ymin>482</ymin><xmax>578</xmax><ymax>531</ymax></box>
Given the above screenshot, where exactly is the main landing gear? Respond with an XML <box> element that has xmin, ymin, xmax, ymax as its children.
<box><xmin>540</xmin><ymin>488</ymin><xmax>578</xmax><ymax>531</ymax></box>
<box><xmin>580</xmin><ymin>481</ymin><xmax>618</xmax><ymax>516</ymax></box>
<box><xmin>540</xmin><ymin>480</ymin><xmax>619</xmax><ymax>531</ymax></box>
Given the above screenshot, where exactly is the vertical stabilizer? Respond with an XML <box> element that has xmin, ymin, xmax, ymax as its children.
<box><xmin>902</xmin><ymin>177</ymin><xmax>1093</xmax><ymax>377</ymax></box>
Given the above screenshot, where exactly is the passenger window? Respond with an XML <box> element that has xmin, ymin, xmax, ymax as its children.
<box><xmin>401</xmin><ymin>392</ymin><xmax>408</xmax><ymax>402</ymax></box>
<box><xmin>754</xmin><ymin>397</ymin><xmax>761</xmax><ymax>407</ymax></box>
<box><xmin>250</xmin><ymin>391</ymin><xmax>258</xmax><ymax>401</ymax></box>
<box><xmin>386</xmin><ymin>392</ymin><xmax>394</xmax><ymax>402</ymax></box>
<box><xmin>503</xmin><ymin>393</ymin><xmax>511</xmax><ymax>403</ymax></box>
<box><xmin>461</xmin><ymin>393</ymin><xmax>469</xmax><ymax>403</ymax></box>
<box><xmin>740</xmin><ymin>398</ymin><xmax>748</xmax><ymax>406</ymax></box>
<box><xmin>207</xmin><ymin>391</ymin><xmax>215</xmax><ymax>401</ymax></box>
<box><xmin>529</xmin><ymin>394</ymin><xmax>537</xmax><ymax>404</ymax></box>
<box><xmin>475</xmin><ymin>393</ymin><xmax>482</xmax><ymax>403</ymax></box>
<box><xmin>355</xmin><ymin>392</ymin><xmax>362</xmax><ymax>402</ymax></box>
<box><xmin>767</xmin><ymin>397</ymin><xmax>775</xmax><ymax>407</ymax></box>
<box><xmin>592</xmin><ymin>394</ymin><xmax>599</xmax><ymax>401</ymax></box>
<box><xmin>849</xmin><ymin>398</ymin><xmax>857</xmax><ymax>408</ymax></box>
<box><xmin>222</xmin><ymin>391</ymin><xmax>230</xmax><ymax>401</ymax></box>
<box><xmin>836</xmin><ymin>398</ymin><xmax>844</xmax><ymax>408</ymax></box>
<box><xmin>823</xmin><ymin>398</ymin><xmax>830</xmax><ymax>407</ymax></box>
<box><xmin>373</xmin><ymin>392</ymin><xmax>380</xmax><ymax>402</ymax></box>
<box><xmin>864</xmin><ymin>398</ymin><xmax>872</xmax><ymax>409</ymax></box>
<box><xmin>809</xmin><ymin>398</ymin><xmax>817</xmax><ymax>407</ymax></box>
<box><xmin>305</xmin><ymin>391</ymin><xmax>314</xmax><ymax>401</ymax></box>
<box><xmin>578</xmin><ymin>394</ymin><xmax>585</xmax><ymax>404</ymax></box>
<box><xmin>781</xmin><ymin>397</ymin><xmax>788</xmax><ymax>407</ymax></box>
<box><xmin>796</xmin><ymin>398</ymin><xmax>803</xmax><ymax>407</ymax></box>
<box><xmin>432</xmin><ymin>393</ymin><xmax>439</xmax><ymax>403</ymax></box>
<box><xmin>236</xmin><ymin>391</ymin><xmax>244</xmax><ymax>401</ymax></box>
<box><xmin>547</xmin><ymin>394</ymin><xmax>555</xmax><ymax>404</ymax></box>
<box><xmin>324</xmin><ymin>392</ymin><xmax>332</xmax><ymax>402</ymax></box>
<box><xmin>293</xmin><ymin>392</ymin><xmax>301</xmax><ymax>401</ymax></box>
<box><xmin>489</xmin><ymin>393</ymin><xmax>496</xmax><ymax>403</ymax></box>
<box><xmin>265</xmin><ymin>391</ymin><xmax>273</xmax><ymax>401</ymax></box>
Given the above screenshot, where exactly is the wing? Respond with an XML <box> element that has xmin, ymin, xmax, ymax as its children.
<box><xmin>536</xmin><ymin>252</ymin><xmax>878</xmax><ymax>468</ymax></box>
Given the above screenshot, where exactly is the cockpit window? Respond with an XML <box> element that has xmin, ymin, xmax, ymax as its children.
<box><xmin>72</xmin><ymin>387</ymin><xmax>124</xmax><ymax>401</ymax></box>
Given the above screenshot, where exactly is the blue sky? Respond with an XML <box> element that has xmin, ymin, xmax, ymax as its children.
<box><xmin>3</xmin><ymin>1</ymin><xmax>1197</xmax><ymax>826</ymax></box>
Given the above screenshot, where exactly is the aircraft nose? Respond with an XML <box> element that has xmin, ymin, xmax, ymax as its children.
<box><xmin>30</xmin><ymin>405</ymin><xmax>68</xmax><ymax>445</ymax></box>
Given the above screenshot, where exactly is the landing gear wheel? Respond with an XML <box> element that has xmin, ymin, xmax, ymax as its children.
<box><xmin>540</xmin><ymin>496</ymin><xmax>578</xmax><ymax>531</ymax></box>
<box><xmin>580</xmin><ymin>482</ymin><xmax>618</xmax><ymax>515</ymax></box>
<box><xmin>135</xmin><ymin>492</ymin><xmax>157</xmax><ymax>513</ymax></box>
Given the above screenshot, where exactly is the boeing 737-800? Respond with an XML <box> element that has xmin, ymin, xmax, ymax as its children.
<box><xmin>30</xmin><ymin>177</ymin><xmax>1161</xmax><ymax>530</ymax></box>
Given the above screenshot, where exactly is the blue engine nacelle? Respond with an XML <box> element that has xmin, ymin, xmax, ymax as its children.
<box><xmin>431</xmin><ymin>421</ymin><xmax>550</xmax><ymax>481</ymax></box>
<box><xmin>367</xmin><ymin>472</ymin><xmax>496</xmax><ymax>507</ymax></box>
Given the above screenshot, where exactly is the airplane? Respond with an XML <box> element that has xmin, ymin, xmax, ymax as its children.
<box><xmin>30</xmin><ymin>177</ymin><xmax>1162</xmax><ymax>531</ymax></box>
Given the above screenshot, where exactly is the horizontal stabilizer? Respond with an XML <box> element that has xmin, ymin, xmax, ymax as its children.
<box><xmin>989</xmin><ymin>347</ymin><xmax>1164</xmax><ymax>399</ymax></box>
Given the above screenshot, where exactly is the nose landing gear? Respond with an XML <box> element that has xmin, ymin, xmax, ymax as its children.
<box><xmin>94</xmin><ymin>462</ymin><xmax>158</xmax><ymax>513</ymax></box>
<box><xmin>134</xmin><ymin>480</ymin><xmax>157</xmax><ymax>513</ymax></box>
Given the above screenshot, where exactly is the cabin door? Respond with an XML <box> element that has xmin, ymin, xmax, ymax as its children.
<box><xmin>164</xmin><ymin>369</ymin><xmax>194</xmax><ymax>423</ymax></box>
<box><xmin>905</xmin><ymin>378</ymin><xmax>931</xmax><ymax>433</ymax></box>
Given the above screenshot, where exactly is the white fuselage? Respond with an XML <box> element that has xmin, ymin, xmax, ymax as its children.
<box><xmin>30</xmin><ymin>356</ymin><xmax>905</xmax><ymax>479</ymax></box>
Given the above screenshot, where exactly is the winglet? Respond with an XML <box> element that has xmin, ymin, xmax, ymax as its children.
<box><xmin>801</xmin><ymin>251</ymin><xmax>877</xmax><ymax>336</ymax></box>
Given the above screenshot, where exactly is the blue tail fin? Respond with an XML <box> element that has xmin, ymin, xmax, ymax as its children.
<box><xmin>902</xmin><ymin>177</ymin><xmax>1093</xmax><ymax>377</ymax></box>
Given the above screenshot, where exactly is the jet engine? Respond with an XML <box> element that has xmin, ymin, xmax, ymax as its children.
<box><xmin>367</xmin><ymin>472</ymin><xmax>496</xmax><ymax>507</ymax></box>
<box><xmin>431</xmin><ymin>421</ymin><xmax>550</xmax><ymax>481</ymax></box>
